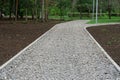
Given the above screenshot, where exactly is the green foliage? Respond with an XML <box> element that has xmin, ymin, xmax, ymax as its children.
<box><xmin>49</xmin><ymin>6</ymin><xmax>60</xmax><ymax>16</ymax></box>
<box><xmin>0</xmin><ymin>0</ymin><xmax>119</xmax><ymax>21</ymax></box>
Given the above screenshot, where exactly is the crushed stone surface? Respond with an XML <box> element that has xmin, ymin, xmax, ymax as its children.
<box><xmin>0</xmin><ymin>20</ymin><xmax>120</xmax><ymax>80</ymax></box>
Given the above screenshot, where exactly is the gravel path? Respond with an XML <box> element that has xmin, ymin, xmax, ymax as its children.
<box><xmin>0</xmin><ymin>20</ymin><xmax>120</xmax><ymax>80</ymax></box>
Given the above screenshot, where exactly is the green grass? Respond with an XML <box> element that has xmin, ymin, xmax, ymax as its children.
<box><xmin>49</xmin><ymin>15</ymin><xmax>91</xmax><ymax>21</ymax></box>
<box><xmin>88</xmin><ymin>16</ymin><xmax>120</xmax><ymax>24</ymax></box>
<box><xmin>49</xmin><ymin>15</ymin><xmax>120</xmax><ymax>24</ymax></box>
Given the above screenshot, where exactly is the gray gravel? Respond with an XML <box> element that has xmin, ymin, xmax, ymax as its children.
<box><xmin>0</xmin><ymin>20</ymin><xmax>120</xmax><ymax>80</ymax></box>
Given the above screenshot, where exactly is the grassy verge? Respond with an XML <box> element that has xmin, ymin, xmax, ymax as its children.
<box><xmin>49</xmin><ymin>15</ymin><xmax>91</xmax><ymax>21</ymax></box>
<box><xmin>88</xmin><ymin>17</ymin><xmax>120</xmax><ymax>24</ymax></box>
<box><xmin>49</xmin><ymin>15</ymin><xmax>120</xmax><ymax>24</ymax></box>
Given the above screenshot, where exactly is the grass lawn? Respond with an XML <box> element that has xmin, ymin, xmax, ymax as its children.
<box><xmin>88</xmin><ymin>16</ymin><xmax>120</xmax><ymax>24</ymax></box>
<box><xmin>49</xmin><ymin>15</ymin><xmax>120</xmax><ymax>24</ymax></box>
<box><xmin>49</xmin><ymin>15</ymin><xmax>91</xmax><ymax>21</ymax></box>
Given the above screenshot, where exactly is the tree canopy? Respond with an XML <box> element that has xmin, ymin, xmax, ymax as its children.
<box><xmin>0</xmin><ymin>0</ymin><xmax>119</xmax><ymax>21</ymax></box>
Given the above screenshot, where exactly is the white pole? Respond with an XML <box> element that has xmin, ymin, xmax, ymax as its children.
<box><xmin>96</xmin><ymin>0</ymin><xmax>98</xmax><ymax>23</ymax></box>
<box><xmin>92</xmin><ymin>0</ymin><xmax>95</xmax><ymax>20</ymax></box>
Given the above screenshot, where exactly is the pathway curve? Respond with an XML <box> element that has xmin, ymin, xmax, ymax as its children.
<box><xmin>0</xmin><ymin>20</ymin><xmax>120</xmax><ymax>80</ymax></box>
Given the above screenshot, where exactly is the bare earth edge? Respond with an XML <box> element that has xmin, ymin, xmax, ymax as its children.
<box><xmin>84</xmin><ymin>24</ymin><xmax>120</xmax><ymax>72</ymax></box>
<box><xmin>0</xmin><ymin>22</ymin><xmax>59</xmax><ymax>70</ymax></box>
<box><xmin>0</xmin><ymin>21</ymin><xmax>60</xmax><ymax>66</ymax></box>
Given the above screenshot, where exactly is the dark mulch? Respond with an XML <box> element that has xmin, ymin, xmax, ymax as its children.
<box><xmin>0</xmin><ymin>20</ymin><xmax>60</xmax><ymax>66</ymax></box>
<box><xmin>87</xmin><ymin>24</ymin><xmax>120</xmax><ymax>66</ymax></box>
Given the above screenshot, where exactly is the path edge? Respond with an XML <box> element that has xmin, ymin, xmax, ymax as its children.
<box><xmin>0</xmin><ymin>24</ymin><xmax>58</xmax><ymax>70</ymax></box>
<box><xmin>84</xmin><ymin>26</ymin><xmax>120</xmax><ymax>72</ymax></box>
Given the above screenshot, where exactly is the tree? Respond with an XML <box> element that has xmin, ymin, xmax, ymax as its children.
<box><xmin>71</xmin><ymin>0</ymin><xmax>77</xmax><ymax>19</ymax></box>
<box><xmin>45</xmin><ymin>0</ymin><xmax>49</xmax><ymax>21</ymax></box>
<box><xmin>9</xmin><ymin>0</ymin><xmax>14</xmax><ymax>19</ymax></box>
<box><xmin>15</xmin><ymin>0</ymin><xmax>18</xmax><ymax>21</ymax></box>
<box><xmin>108</xmin><ymin>0</ymin><xmax>112</xmax><ymax>19</ymax></box>
<box><xmin>41</xmin><ymin>0</ymin><xmax>45</xmax><ymax>22</ymax></box>
<box><xmin>0</xmin><ymin>0</ymin><xmax>5</xmax><ymax>18</ymax></box>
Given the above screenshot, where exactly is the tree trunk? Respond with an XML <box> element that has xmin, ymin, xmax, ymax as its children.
<box><xmin>15</xmin><ymin>0</ymin><xmax>18</xmax><ymax>21</ymax></box>
<box><xmin>9</xmin><ymin>0</ymin><xmax>12</xmax><ymax>19</ymax></box>
<box><xmin>79</xmin><ymin>11</ymin><xmax>82</xmax><ymax>19</ymax></box>
<box><xmin>108</xmin><ymin>5</ymin><xmax>111</xmax><ymax>19</ymax></box>
<box><xmin>25</xmin><ymin>8</ymin><xmax>28</xmax><ymax>21</ymax></box>
<box><xmin>0</xmin><ymin>0</ymin><xmax>4</xmax><ymax>19</ymax></box>
<box><xmin>32</xmin><ymin>8</ymin><xmax>34</xmax><ymax>20</ymax></box>
<box><xmin>41</xmin><ymin>0</ymin><xmax>45</xmax><ymax>22</ymax></box>
<box><xmin>45</xmin><ymin>0</ymin><xmax>48</xmax><ymax>21</ymax></box>
<box><xmin>0</xmin><ymin>9</ymin><xmax>2</xmax><ymax>19</ymax></box>
<box><xmin>39</xmin><ymin>10</ymin><xmax>42</xmax><ymax>19</ymax></box>
<box><xmin>71</xmin><ymin>0</ymin><xmax>77</xmax><ymax>19</ymax></box>
<box><xmin>35</xmin><ymin>0</ymin><xmax>37</xmax><ymax>20</ymax></box>
<box><xmin>108</xmin><ymin>0</ymin><xmax>111</xmax><ymax>19</ymax></box>
<box><xmin>9</xmin><ymin>10</ymin><xmax>12</xmax><ymax>19</ymax></box>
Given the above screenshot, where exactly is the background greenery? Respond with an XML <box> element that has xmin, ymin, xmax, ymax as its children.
<box><xmin>0</xmin><ymin>0</ymin><xmax>120</xmax><ymax>23</ymax></box>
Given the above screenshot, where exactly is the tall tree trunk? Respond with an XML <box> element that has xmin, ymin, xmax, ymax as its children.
<box><xmin>0</xmin><ymin>0</ymin><xmax>4</xmax><ymax>19</ymax></box>
<box><xmin>9</xmin><ymin>0</ymin><xmax>13</xmax><ymax>19</ymax></box>
<box><xmin>0</xmin><ymin>8</ymin><xmax>2</xmax><ymax>19</ymax></box>
<box><xmin>108</xmin><ymin>0</ymin><xmax>111</xmax><ymax>19</ymax></box>
<box><xmin>10</xmin><ymin>0</ymin><xmax>14</xmax><ymax>19</ymax></box>
<box><xmin>59</xmin><ymin>0</ymin><xmax>64</xmax><ymax>20</ymax></box>
<box><xmin>35</xmin><ymin>0</ymin><xmax>37</xmax><ymax>20</ymax></box>
<box><xmin>45</xmin><ymin>0</ymin><xmax>48</xmax><ymax>21</ymax></box>
<box><xmin>41</xmin><ymin>0</ymin><xmax>45</xmax><ymax>22</ymax></box>
<box><xmin>9</xmin><ymin>10</ymin><xmax>12</xmax><ymax>19</ymax></box>
<box><xmin>72</xmin><ymin>0</ymin><xmax>77</xmax><ymax>10</ymax></box>
<box><xmin>25</xmin><ymin>8</ymin><xmax>28</xmax><ymax>21</ymax></box>
<box><xmin>32</xmin><ymin>8</ymin><xmax>34</xmax><ymax>20</ymax></box>
<box><xmin>71</xmin><ymin>0</ymin><xmax>77</xmax><ymax>19</ymax></box>
<box><xmin>15</xmin><ymin>0</ymin><xmax>18</xmax><ymax>21</ymax></box>
<box><xmin>77</xmin><ymin>5</ymin><xmax>82</xmax><ymax>19</ymax></box>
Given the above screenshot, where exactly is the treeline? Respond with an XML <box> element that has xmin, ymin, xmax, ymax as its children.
<box><xmin>0</xmin><ymin>0</ymin><xmax>120</xmax><ymax>21</ymax></box>
<box><xmin>0</xmin><ymin>0</ymin><xmax>49</xmax><ymax>21</ymax></box>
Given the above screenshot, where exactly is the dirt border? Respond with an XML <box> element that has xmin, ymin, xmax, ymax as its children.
<box><xmin>0</xmin><ymin>24</ymin><xmax>58</xmax><ymax>70</ymax></box>
<box><xmin>84</xmin><ymin>24</ymin><xmax>120</xmax><ymax>72</ymax></box>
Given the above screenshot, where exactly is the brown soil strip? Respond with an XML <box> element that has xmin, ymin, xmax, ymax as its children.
<box><xmin>0</xmin><ymin>20</ymin><xmax>60</xmax><ymax>66</ymax></box>
<box><xmin>87</xmin><ymin>24</ymin><xmax>120</xmax><ymax>66</ymax></box>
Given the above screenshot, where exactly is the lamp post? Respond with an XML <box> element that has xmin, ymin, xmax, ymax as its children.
<box><xmin>96</xmin><ymin>0</ymin><xmax>98</xmax><ymax>23</ymax></box>
<box><xmin>92</xmin><ymin>0</ymin><xmax>95</xmax><ymax>20</ymax></box>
